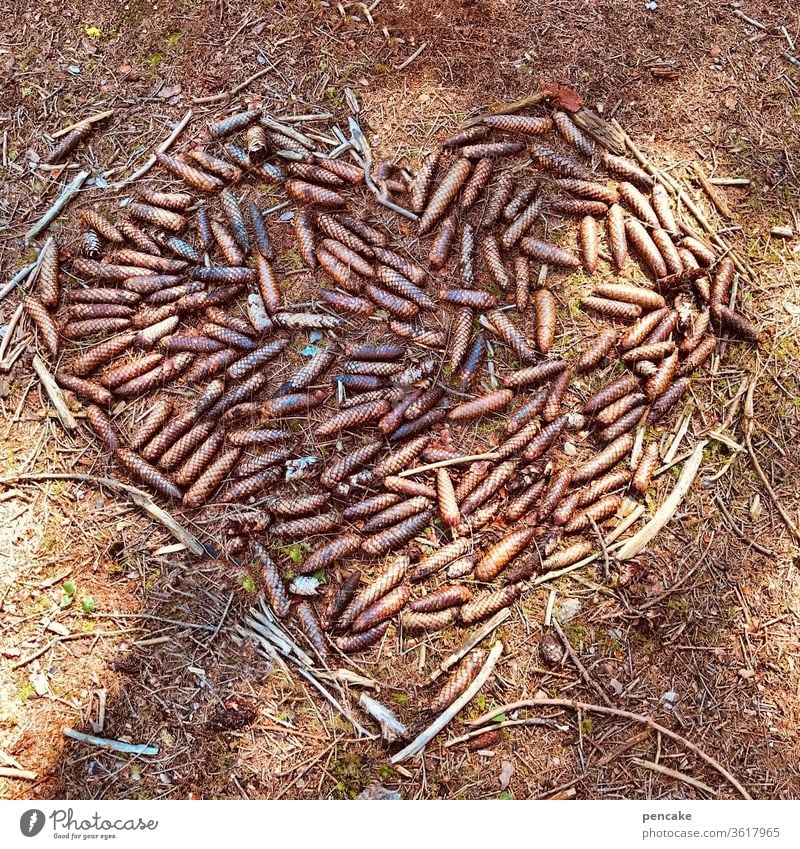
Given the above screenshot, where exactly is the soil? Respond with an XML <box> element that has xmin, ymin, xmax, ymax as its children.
<box><xmin>1</xmin><ymin>0</ymin><xmax>799</xmax><ymax>800</ymax></box>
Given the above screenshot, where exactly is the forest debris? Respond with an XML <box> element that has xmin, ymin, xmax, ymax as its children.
<box><xmin>358</xmin><ymin>693</ymin><xmax>409</xmax><ymax>742</ymax></box>
<box><xmin>429</xmin><ymin>607</ymin><xmax>509</xmax><ymax>682</ymax></box>
<box><xmin>468</xmin><ymin>697</ymin><xmax>751</xmax><ymax>799</ymax></box>
<box><xmin>62</xmin><ymin>727</ymin><xmax>159</xmax><ymax>756</ymax></box>
<box><xmin>32</xmin><ymin>355</ymin><xmax>77</xmax><ymax>430</ymax></box>
<box><xmin>615</xmin><ymin>440</ymin><xmax>708</xmax><ymax>559</ymax></box>
<box><xmin>26</xmin><ymin>170</ymin><xmax>90</xmax><ymax>241</ymax></box>
<box><xmin>391</xmin><ymin>640</ymin><xmax>503</xmax><ymax>763</ymax></box>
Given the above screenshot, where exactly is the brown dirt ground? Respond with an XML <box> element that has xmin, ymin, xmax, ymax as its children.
<box><xmin>1</xmin><ymin>0</ymin><xmax>799</xmax><ymax>800</ymax></box>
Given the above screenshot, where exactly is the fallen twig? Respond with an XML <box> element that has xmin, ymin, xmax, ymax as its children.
<box><xmin>192</xmin><ymin>66</ymin><xmax>276</xmax><ymax>105</ymax></box>
<box><xmin>62</xmin><ymin>727</ymin><xmax>158</xmax><ymax>756</ymax></box>
<box><xmin>51</xmin><ymin>110</ymin><xmax>114</xmax><ymax>139</ymax></box>
<box><xmin>616</xmin><ymin>440</ymin><xmax>708</xmax><ymax>559</ymax></box>
<box><xmin>742</xmin><ymin>378</ymin><xmax>800</xmax><ymax>541</ymax></box>
<box><xmin>114</xmin><ymin>110</ymin><xmax>193</xmax><ymax>188</ymax></box>
<box><xmin>358</xmin><ymin>693</ymin><xmax>409</xmax><ymax>742</ymax></box>
<box><xmin>0</xmin><ymin>472</ymin><xmax>206</xmax><ymax>555</ymax></box>
<box><xmin>242</xmin><ymin>600</ymin><xmax>376</xmax><ymax>739</ymax></box>
<box><xmin>782</xmin><ymin>52</ymin><xmax>800</xmax><ymax>70</ymax></box>
<box><xmin>0</xmin><ymin>263</ymin><xmax>36</xmax><ymax>303</ymax></box>
<box><xmin>396</xmin><ymin>42</ymin><xmax>427</xmax><ymax>71</ymax></box>
<box><xmin>712</xmin><ymin>493</ymin><xmax>774</xmax><ymax>556</ymax></box>
<box><xmin>463</xmin><ymin>91</ymin><xmax>550</xmax><ymax>128</ymax></box>
<box><xmin>468</xmin><ymin>697</ymin><xmax>751</xmax><ymax>799</ymax></box>
<box><xmin>392</xmin><ymin>640</ymin><xmax>503</xmax><ymax>763</ymax></box>
<box><xmin>0</xmin><ymin>767</ymin><xmax>38</xmax><ymax>780</ymax></box>
<box><xmin>693</xmin><ymin>164</ymin><xmax>733</xmax><ymax>219</ymax></box>
<box><xmin>0</xmin><ymin>303</ymin><xmax>24</xmax><ymax>366</ymax></box>
<box><xmin>349</xmin><ymin>119</ymin><xmax>418</xmax><ymax>220</ymax></box>
<box><xmin>429</xmin><ymin>607</ymin><xmax>509</xmax><ymax>682</ymax></box>
<box><xmin>32</xmin><ymin>355</ymin><xmax>77</xmax><ymax>430</ymax></box>
<box><xmin>631</xmin><ymin>757</ymin><xmax>716</xmax><ymax>796</ymax></box>
<box><xmin>445</xmin><ymin>716</ymin><xmax>567</xmax><ymax>748</ymax></box>
<box><xmin>398</xmin><ymin>451</ymin><xmax>501</xmax><ymax>477</ymax></box>
<box><xmin>26</xmin><ymin>170</ymin><xmax>90</xmax><ymax>241</ymax></box>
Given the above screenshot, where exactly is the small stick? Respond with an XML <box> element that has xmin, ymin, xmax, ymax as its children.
<box><xmin>25</xmin><ymin>169</ymin><xmax>90</xmax><ymax>241</ymax></box>
<box><xmin>543</xmin><ymin>589</ymin><xmax>556</xmax><ymax>627</ymax></box>
<box><xmin>358</xmin><ymin>693</ymin><xmax>409</xmax><ymax>742</ymax></box>
<box><xmin>32</xmin><ymin>355</ymin><xmax>78</xmax><ymax>431</ymax></box>
<box><xmin>552</xmin><ymin>617</ymin><xmax>613</xmax><ymax>707</ymax></box>
<box><xmin>0</xmin><ymin>263</ymin><xmax>36</xmax><ymax>302</ymax></box>
<box><xmin>398</xmin><ymin>451</ymin><xmax>501</xmax><ymax>477</ymax></box>
<box><xmin>709</xmin><ymin>177</ymin><xmax>750</xmax><ymax>187</ymax></box>
<box><xmin>463</xmin><ymin>91</ymin><xmax>550</xmax><ymax>127</ymax></box>
<box><xmin>693</xmin><ymin>164</ymin><xmax>733</xmax><ymax>219</ymax></box>
<box><xmin>663</xmin><ymin>411</ymin><xmax>692</xmax><ymax>465</ymax></box>
<box><xmin>62</xmin><ymin>726</ymin><xmax>158</xmax><ymax>756</ymax></box>
<box><xmin>0</xmin><ymin>302</ymin><xmax>24</xmax><ymax>364</ymax></box>
<box><xmin>0</xmin><ymin>767</ymin><xmax>38</xmax><ymax>780</ymax></box>
<box><xmin>261</xmin><ymin>115</ymin><xmax>316</xmax><ymax>149</ymax></box>
<box><xmin>278</xmin><ymin>112</ymin><xmax>335</xmax><ymax>123</ymax></box>
<box><xmin>114</xmin><ymin>110</ymin><xmax>193</xmax><ymax>188</ymax></box>
<box><xmin>467</xmin><ymin>697</ymin><xmax>751</xmax><ymax>799</ymax></box>
<box><xmin>731</xmin><ymin>9</ymin><xmax>768</xmax><ymax>30</ymax></box>
<box><xmin>604</xmin><ymin>503</ymin><xmax>645</xmax><ymax>544</ymax></box>
<box><xmin>391</xmin><ymin>640</ymin><xmax>503</xmax><ymax>763</ymax></box>
<box><xmin>51</xmin><ymin>109</ymin><xmax>114</xmax><ymax>139</ymax></box>
<box><xmin>531</xmin><ymin>553</ymin><xmax>600</xmax><ymax>587</ymax></box>
<box><xmin>192</xmin><ymin>66</ymin><xmax>275</xmax><ymax>105</ymax></box>
<box><xmin>616</xmin><ymin>440</ymin><xmax>708</xmax><ymax>559</ymax></box>
<box><xmin>445</xmin><ymin>717</ymin><xmax>565</xmax><ymax>747</ymax></box>
<box><xmin>0</xmin><ymin>472</ymin><xmax>206</xmax><ymax>555</ymax></box>
<box><xmin>396</xmin><ymin>42</ymin><xmax>427</xmax><ymax>71</ymax></box>
<box><xmin>429</xmin><ymin>608</ymin><xmax>509</xmax><ymax>682</ymax></box>
<box><xmin>743</xmin><ymin>378</ymin><xmax>800</xmax><ymax>541</ymax></box>
<box><xmin>631</xmin><ymin>757</ymin><xmax>716</xmax><ymax>795</ymax></box>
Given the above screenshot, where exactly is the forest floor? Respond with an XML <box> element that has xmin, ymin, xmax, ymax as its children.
<box><xmin>0</xmin><ymin>0</ymin><xmax>798</xmax><ymax>800</ymax></box>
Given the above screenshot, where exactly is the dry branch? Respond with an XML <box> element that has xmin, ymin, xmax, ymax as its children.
<box><xmin>429</xmin><ymin>607</ymin><xmax>509</xmax><ymax>682</ymax></box>
<box><xmin>62</xmin><ymin>727</ymin><xmax>158</xmax><ymax>756</ymax></box>
<box><xmin>467</xmin><ymin>698</ymin><xmax>751</xmax><ymax>799</ymax></box>
<box><xmin>51</xmin><ymin>110</ymin><xmax>114</xmax><ymax>139</ymax></box>
<box><xmin>631</xmin><ymin>757</ymin><xmax>716</xmax><ymax>796</ymax></box>
<box><xmin>25</xmin><ymin>170</ymin><xmax>90</xmax><ymax>241</ymax></box>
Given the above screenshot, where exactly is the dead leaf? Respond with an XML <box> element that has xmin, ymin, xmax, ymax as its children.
<box><xmin>710</xmin><ymin>45</ymin><xmax>721</xmax><ymax>59</ymax></box>
<box><xmin>499</xmin><ymin>760</ymin><xmax>514</xmax><ymax>790</ymax></box>
<box><xmin>749</xmin><ymin>493</ymin><xmax>762</xmax><ymax>522</ymax></box>
<box><xmin>724</xmin><ymin>95</ymin><xmax>737</xmax><ymax>110</ymax></box>
<box><xmin>540</xmin><ymin>81</ymin><xmax>584</xmax><ymax>111</ymax></box>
